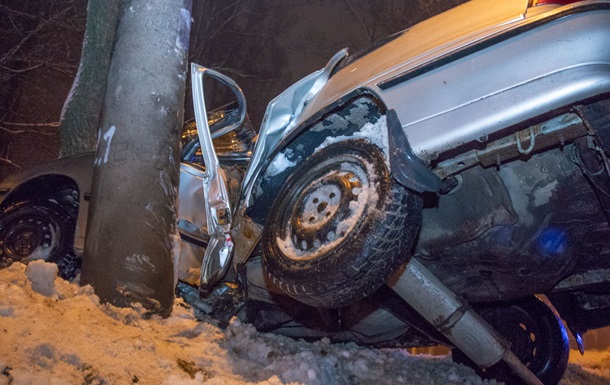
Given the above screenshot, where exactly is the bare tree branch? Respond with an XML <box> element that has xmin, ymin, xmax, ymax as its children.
<box><xmin>212</xmin><ymin>66</ymin><xmax>276</xmax><ymax>81</ymax></box>
<box><xmin>2</xmin><ymin>121</ymin><xmax>59</xmax><ymax>127</ymax></box>
<box><xmin>42</xmin><ymin>62</ymin><xmax>79</xmax><ymax>76</ymax></box>
<box><xmin>0</xmin><ymin>120</ymin><xmax>59</xmax><ymax>136</ymax></box>
<box><xmin>0</xmin><ymin>157</ymin><xmax>22</xmax><ymax>170</ymax></box>
<box><xmin>0</xmin><ymin>63</ymin><xmax>44</xmax><ymax>74</ymax></box>
<box><xmin>0</xmin><ymin>125</ymin><xmax>56</xmax><ymax>135</ymax></box>
<box><xmin>0</xmin><ymin>4</ymin><xmax>37</xmax><ymax>19</ymax></box>
<box><xmin>343</xmin><ymin>0</ymin><xmax>374</xmax><ymax>43</ymax></box>
<box><xmin>0</xmin><ymin>3</ymin><xmax>75</xmax><ymax>65</ymax></box>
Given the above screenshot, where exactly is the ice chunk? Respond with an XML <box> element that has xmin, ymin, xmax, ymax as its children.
<box><xmin>25</xmin><ymin>260</ymin><xmax>58</xmax><ymax>297</ymax></box>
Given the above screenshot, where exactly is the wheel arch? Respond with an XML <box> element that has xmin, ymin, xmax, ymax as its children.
<box><xmin>0</xmin><ymin>154</ymin><xmax>95</xmax><ymax>255</ymax></box>
<box><xmin>1</xmin><ymin>174</ymin><xmax>86</xmax><ymax>255</ymax></box>
<box><xmin>246</xmin><ymin>90</ymin><xmax>389</xmax><ymax>225</ymax></box>
<box><xmin>1</xmin><ymin>174</ymin><xmax>79</xmax><ymax>209</ymax></box>
<box><xmin>246</xmin><ymin>89</ymin><xmax>441</xmax><ymax>224</ymax></box>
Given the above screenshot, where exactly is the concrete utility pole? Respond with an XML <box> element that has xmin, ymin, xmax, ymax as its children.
<box><xmin>81</xmin><ymin>0</ymin><xmax>193</xmax><ymax>317</ymax></box>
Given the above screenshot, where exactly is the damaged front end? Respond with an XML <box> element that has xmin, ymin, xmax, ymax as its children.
<box><xmin>189</xmin><ymin>50</ymin><xmax>349</xmax><ymax>290</ymax></box>
<box><xmin>184</xmin><ymin>1</ymin><xmax>610</xmax><ymax>384</ymax></box>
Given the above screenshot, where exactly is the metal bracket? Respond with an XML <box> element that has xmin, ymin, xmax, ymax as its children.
<box><xmin>387</xmin><ymin>109</ymin><xmax>441</xmax><ymax>194</ymax></box>
<box><xmin>516</xmin><ymin>126</ymin><xmax>536</xmax><ymax>155</ymax></box>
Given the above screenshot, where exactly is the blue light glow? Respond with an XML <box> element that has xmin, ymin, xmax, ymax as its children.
<box><xmin>537</xmin><ymin>228</ymin><xmax>567</xmax><ymax>255</ymax></box>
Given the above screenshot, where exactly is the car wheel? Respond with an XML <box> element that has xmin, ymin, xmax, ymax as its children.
<box><xmin>262</xmin><ymin>139</ymin><xmax>423</xmax><ymax>308</ymax></box>
<box><xmin>0</xmin><ymin>201</ymin><xmax>76</xmax><ymax>275</ymax></box>
<box><xmin>452</xmin><ymin>297</ymin><xmax>569</xmax><ymax>385</ymax></box>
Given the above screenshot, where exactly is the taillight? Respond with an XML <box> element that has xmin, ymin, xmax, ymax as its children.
<box><xmin>534</xmin><ymin>0</ymin><xmax>582</xmax><ymax>5</ymax></box>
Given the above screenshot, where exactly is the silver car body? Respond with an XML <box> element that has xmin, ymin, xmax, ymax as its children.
<box><xmin>2</xmin><ymin>0</ymin><xmax>610</xmax><ymax>290</ymax></box>
<box><xmin>236</xmin><ymin>0</ymin><xmax>610</xmax><ymax>194</ymax></box>
<box><xmin>224</xmin><ymin>0</ymin><xmax>610</xmax><ymax>273</ymax></box>
<box><xmin>294</xmin><ymin>0</ymin><xmax>610</xmax><ymax>162</ymax></box>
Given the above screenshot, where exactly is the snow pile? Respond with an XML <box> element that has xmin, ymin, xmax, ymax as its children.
<box><xmin>561</xmin><ymin>350</ymin><xmax>610</xmax><ymax>385</ymax></box>
<box><xmin>267</xmin><ymin>149</ymin><xmax>298</xmax><ymax>177</ymax></box>
<box><xmin>0</xmin><ymin>261</ymin><xmax>609</xmax><ymax>385</ymax></box>
<box><xmin>313</xmin><ymin>115</ymin><xmax>389</xmax><ymax>159</ymax></box>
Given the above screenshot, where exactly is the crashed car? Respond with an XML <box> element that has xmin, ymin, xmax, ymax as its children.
<box><xmin>2</xmin><ymin>0</ymin><xmax>610</xmax><ymax>384</ymax></box>
<box><xmin>0</xmin><ymin>102</ymin><xmax>256</xmax><ymax>279</ymax></box>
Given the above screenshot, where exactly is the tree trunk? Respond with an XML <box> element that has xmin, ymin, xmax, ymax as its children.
<box><xmin>58</xmin><ymin>0</ymin><xmax>119</xmax><ymax>158</ymax></box>
<box><xmin>81</xmin><ymin>0</ymin><xmax>192</xmax><ymax>317</ymax></box>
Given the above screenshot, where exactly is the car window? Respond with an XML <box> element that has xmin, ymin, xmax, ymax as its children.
<box><xmin>190</xmin><ymin>146</ymin><xmax>204</xmax><ymax>164</ymax></box>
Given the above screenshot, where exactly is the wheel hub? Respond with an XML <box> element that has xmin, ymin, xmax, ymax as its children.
<box><xmin>1</xmin><ymin>216</ymin><xmax>55</xmax><ymax>262</ymax></box>
<box><xmin>288</xmin><ymin>168</ymin><xmax>367</xmax><ymax>256</ymax></box>
<box><xmin>502</xmin><ymin>317</ymin><xmax>540</xmax><ymax>366</ymax></box>
<box><xmin>10</xmin><ymin>228</ymin><xmax>41</xmax><ymax>256</ymax></box>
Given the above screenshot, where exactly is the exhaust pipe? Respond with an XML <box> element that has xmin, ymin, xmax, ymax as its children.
<box><xmin>389</xmin><ymin>258</ymin><xmax>543</xmax><ymax>385</ymax></box>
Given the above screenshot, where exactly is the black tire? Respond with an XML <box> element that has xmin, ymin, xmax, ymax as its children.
<box><xmin>452</xmin><ymin>297</ymin><xmax>570</xmax><ymax>385</ymax></box>
<box><xmin>0</xmin><ymin>201</ymin><xmax>76</xmax><ymax>274</ymax></box>
<box><xmin>262</xmin><ymin>139</ymin><xmax>423</xmax><ymax>308</ymax></box>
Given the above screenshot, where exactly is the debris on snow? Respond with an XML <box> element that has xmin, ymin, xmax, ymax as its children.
<box><xmin>1</xmin><ymin>261</ymin><xmax>609</xmax><ymax>385</ymax></box>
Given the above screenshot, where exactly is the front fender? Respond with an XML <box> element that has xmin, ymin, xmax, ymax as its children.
<box><xmin>239</xmin><ymin>49</ymin><xmax>348</xmax><ymax>209</ymax></box>
<box><xmin>245</xmin><ymin>94</ymin><xmax>385</xmax><ymax>225</ymax></box>
<box><xmin>0</xmin><ymin>153</ymin><xmax>95</xmax><ymax>254</ymax></box>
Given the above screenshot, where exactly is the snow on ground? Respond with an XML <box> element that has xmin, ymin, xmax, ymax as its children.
<box><xmin>0</xmin><ymin>261</ymin><xmax>609</xmax><ymax>385</ymax></box>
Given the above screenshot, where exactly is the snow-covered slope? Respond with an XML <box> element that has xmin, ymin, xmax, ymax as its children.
<box><xmin>1</xmin><ymin>261</ymin><xmax>608</xmax><ymax>385</ymax></box>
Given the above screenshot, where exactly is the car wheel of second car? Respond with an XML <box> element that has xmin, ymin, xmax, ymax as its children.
<box><xmin>0</xmin><ymin>200</ymin><xmax>75</xmax><ymax>271</ymax></box>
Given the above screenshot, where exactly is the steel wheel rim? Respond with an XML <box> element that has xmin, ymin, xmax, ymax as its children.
<box><xmin>278</xmin><ymin>154</ymin><xmax>377</xmax><ymax>261</ymax></box>
<box><xmin>1</xmin><ymin>211</ymin><xmax>59</xmax><ymax>262</ymax></box>
<box><xmin>486</xmin><ymin>306</ymin><xmax>545</xmax><ymax>369</ymax></box>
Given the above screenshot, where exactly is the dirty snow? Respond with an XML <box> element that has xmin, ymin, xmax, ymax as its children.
<box><xmin>265</xmin><ymin>113</ymin><xmax>391</xmax><ymax>178</ymax></box>
<box><xmin>267</xmin><ymin>150</ymin><xmax>298</xmax><ymax>177</ymax></box>
<box><xmin>0</xmin><ymin>260</ymin><xmax>609</xmax><ymax>385</ymax></box>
